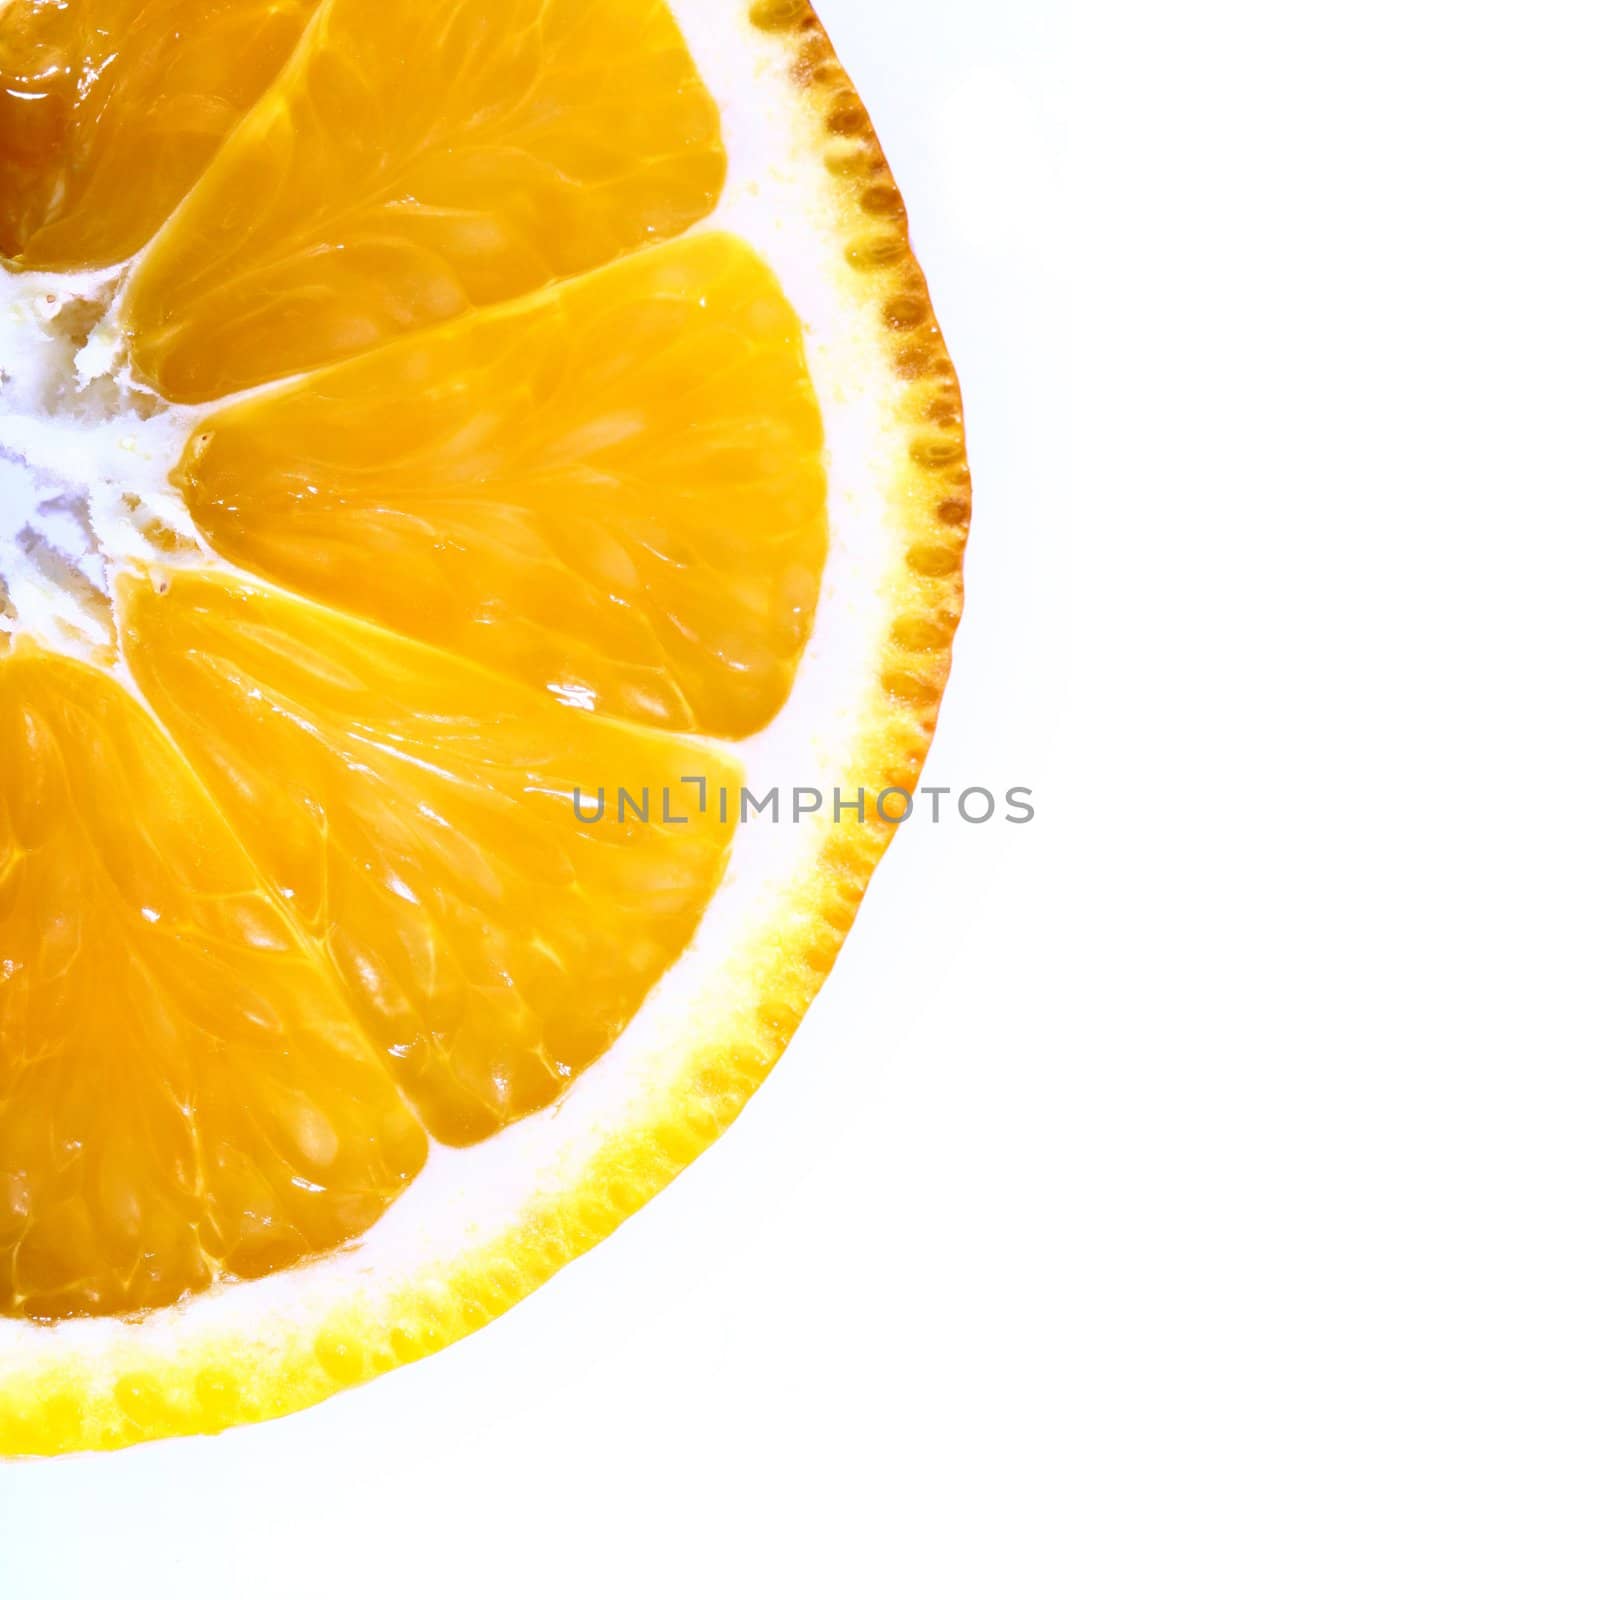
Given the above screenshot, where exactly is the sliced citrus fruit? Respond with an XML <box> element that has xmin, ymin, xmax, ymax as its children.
<box><xmin>0</xmin><ymin>0</ymin><xmax>968</xmax><ymax>1452</ymax></box>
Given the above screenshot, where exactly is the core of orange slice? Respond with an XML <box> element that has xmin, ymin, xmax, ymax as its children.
<box><xmin>0</xmin><ymin>0</ymin><xmax>968</xmax><ymax>1451</ymax></box>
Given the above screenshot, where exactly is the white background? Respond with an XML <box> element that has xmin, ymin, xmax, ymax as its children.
<box><xmin>6</xmin><ymin>1</ymin><xmax>1600</xmax><ymax>1594</ymax></box>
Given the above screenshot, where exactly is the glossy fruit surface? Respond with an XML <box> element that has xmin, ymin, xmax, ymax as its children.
<box><xmin>0</xmin><ymin>0</ymin><xmax>969</xmax><ymax>1450</ymax></box>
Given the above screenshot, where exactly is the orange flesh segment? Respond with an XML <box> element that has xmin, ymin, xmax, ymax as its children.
<box><xmin>177</xmin><ymin>233</ymin><xmax>828</xmax><ymax>739</ymax></box>
<box><xmin>123</xmin><ymin>0</ymin><xmax>727</xmax><ymax>402</ymax></box>
<box><xmin>0</xmin><ymin>0</ymin><xmax>320</xmax><ymax>270</ymax></box>
<box><xmin>121</xmin><ymin>573</ymin><xmax>740</xmax><ymax>1146</ymax></box>
<box><xmin>0</xmin><ymin>650</ymin><xmax>428</xmax><ymax>1318</ymax></box>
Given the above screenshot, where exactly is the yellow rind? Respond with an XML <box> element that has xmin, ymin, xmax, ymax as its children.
<box><xmin>0</xmin><ymin>0</ymin><xmax>968</xmax><ymax>1454</ymax></box>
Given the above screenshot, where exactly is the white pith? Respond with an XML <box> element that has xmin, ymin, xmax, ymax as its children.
<box><xmin>0</xmin><ymin>271</ymin><xmax>203</xmax><ymax>671</ymax></box>
<box><xmin>0</xmin><ymin>1</ymin><xmax>908</xmax><ymax>1373</ymax></box>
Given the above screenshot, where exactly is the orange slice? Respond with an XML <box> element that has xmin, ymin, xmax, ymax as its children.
<box><xmin>0</xmin><ymin>0</ymin><xmax>969</xmax><ymax>1453</ymax></box>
